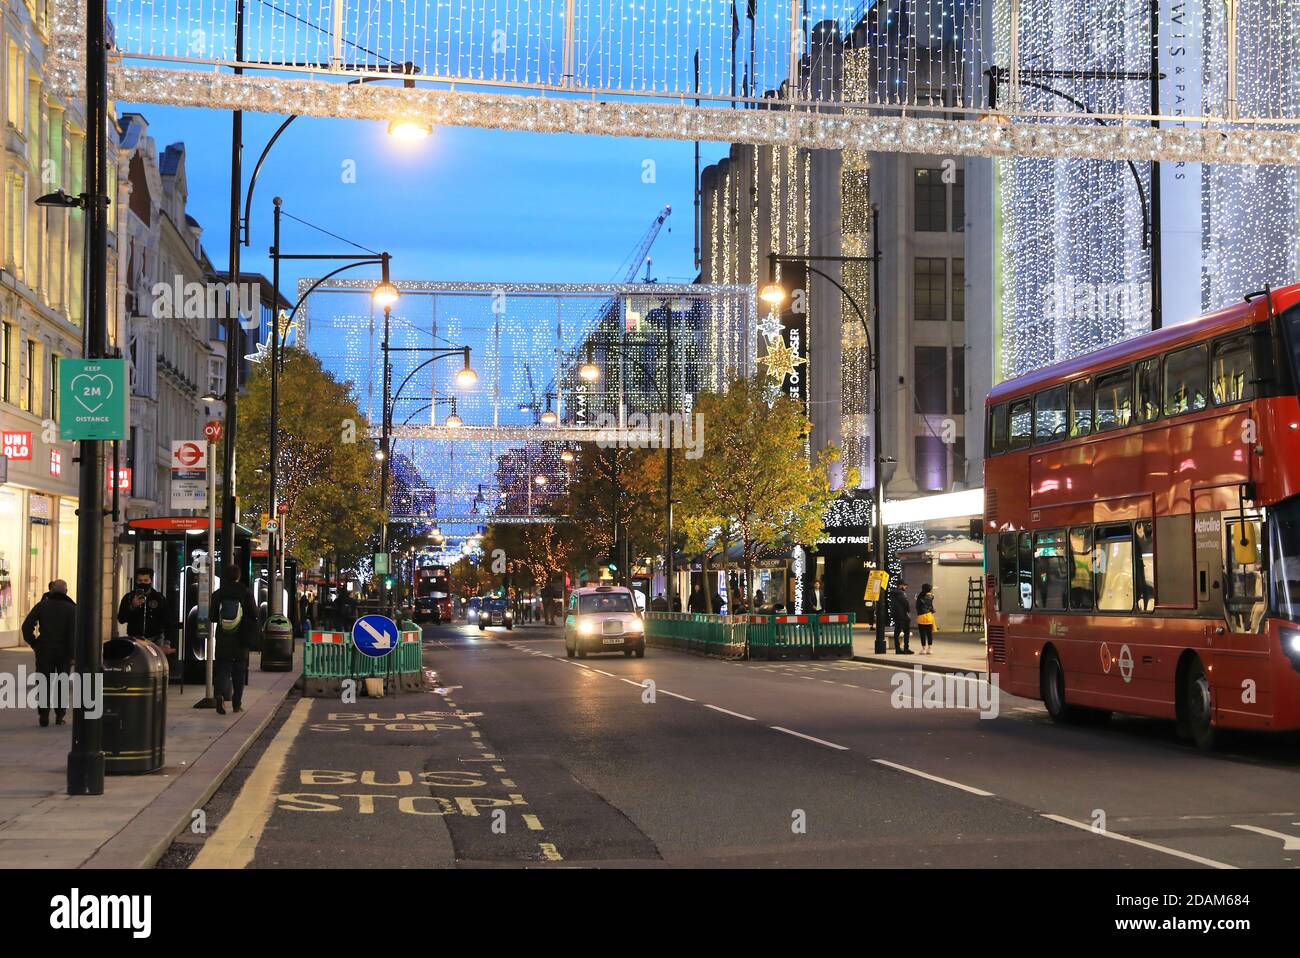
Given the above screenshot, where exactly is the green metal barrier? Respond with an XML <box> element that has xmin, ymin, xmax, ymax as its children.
<box><xmin>646</xmin><ymin>613</ymin><xmax>856</xmax><ymax>660</ymax></box>
<box><xmin>304</xmin><ymin>628</ymin><xmax>426</xmax><ymax>693</ymax></box>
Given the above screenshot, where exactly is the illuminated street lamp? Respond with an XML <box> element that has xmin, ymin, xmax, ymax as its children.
<box><xmin>372</xmin><ymin>280</ymin><xmax>401</xmax><ymax>307</ymax></box>
<box><xmin>579</xmin><ymin>344</ymin><xmax>601</xmax><ymax>383</ymax></box>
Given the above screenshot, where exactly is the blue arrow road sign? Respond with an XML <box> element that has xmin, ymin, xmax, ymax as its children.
<box><xmin>352</xmin><ymin>614</ymin><xmax>399</xmax><ymax>658</ymax></box>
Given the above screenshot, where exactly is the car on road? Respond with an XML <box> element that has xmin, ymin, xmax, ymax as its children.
<box><xmin>465</xmin><ymin>596</ymin><xmax>483</xmax><ymax>625</ymax></box>
<box><xmin>565</xmin><ymin>585</ymin><xmax>645</xmax><ymax>658</ymax></box>
<box><xmin>479</xmin><ymin>596</ymin><xmax>513</xmax><ymax>630</ymax></box>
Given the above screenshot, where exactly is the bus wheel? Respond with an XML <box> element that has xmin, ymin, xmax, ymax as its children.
<box><xmin>1041</xmin><ymin>650</ymin><xmax>1076</xmax><ymax>724</ymax></box>
<box><xmin>1183</xmin><ymin>657</ymin><xmax>1218</xmax><ymax>750</ymax></box>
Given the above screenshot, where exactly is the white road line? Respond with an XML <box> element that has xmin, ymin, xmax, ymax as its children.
<box><xmin>1043</xmin><ymin>814</ymin><xmax>1237</xmax><ymax>869</ymax></box>
<box><xmin>1232</xmin><ymin>824</ymin><xmax>1300</xmax><ymax>850</ymax></box>
<box><xmin>704</xmin><ymin>704</ymin><xmax>755</xmax><ymax>720</ymax></box>
<box><xmin>842</xmin><ymin>683</ymin><xmax>859</xmax><ymax>688</ymax></box>
<box><xmin>770</xmin><ymin>726</ymin><xmax>849</xmax><ymax>750</ymax></box>
<box><xmin>591</xmin><ymin>668</ymin><xmax>615</xmax><ymax>677</ymax></box>
<box><xmin>821</xmin><ymin>680</ymin><xmax>836</xmax><ymax>684</ymax></box>
<box><xmin>872</xmin><ymin>759</ymin><xmax>995</xmax><ymax>797</ymax></box>
<box><xmin>620</xmin><ymin>678</ymin><xmax>643</xmax><ymax>687</ymax></box>
<box><xmin>659</xmin><ymin>689</ymin><xmax>695</xmax><ymax>702</ymax></box>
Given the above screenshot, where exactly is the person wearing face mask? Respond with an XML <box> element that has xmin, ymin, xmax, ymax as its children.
<box><xmin>116</xmin><ymin>566</ymin><xmax>175</xmax><ymax>655</ymax></box>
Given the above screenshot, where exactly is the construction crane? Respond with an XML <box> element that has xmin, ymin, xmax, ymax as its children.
<box><xmin>610</xmin><ymin>205</ymin><xmax>672</xmax><ymax>284</ymax></box>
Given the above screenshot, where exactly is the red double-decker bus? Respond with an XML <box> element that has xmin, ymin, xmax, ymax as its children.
<box><xmin>984</xmin><ymin>283</ymin><xmax>1300</xmax><ymax>748</ymax></box>
<box><xmin>414</xmin><ymin>564</ymin><xmax>453</xmax><ymax>623</ymax></box>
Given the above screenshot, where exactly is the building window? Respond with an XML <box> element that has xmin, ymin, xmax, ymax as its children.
<box><xmin>6</xmin><ymin>43</ymin><xmax>23</xmax><ymax>132</ymax></box>
<box><xmin>952</xmin><ymin>168</ymin><xmax>965</xmax><ymax>232</ymax></box>
<box><xmin>914</xmin><ymin>169</ymin><xmax>946</xmax><ymax>232</ymax></box>
<box><xmin>1</xmin><ymin>323</ymin><xmax>12</xmax><ymax>404</ymax></box>
<box><xmin>952</xmin><ymin>258</ymin><xmax>964</xmax><ymax>322</ymax></box>
<box><xmin>22</xmin><ymin>339</ymin><xmax>39</xmax><ymax>413</ymax></box>
<box><xmin>914</xmin><ymin>257</ymin><xmax>946</xmax><ymax>321</ymax></box>
<box><xmin>915</xmin><ymin>346</ymin><xmax>947</xmax><ymax>414</ymax></box>
<box><xmin>49</xmin><ymin>353</ymin><xmax>58</xmax><ymax>420</ymax></box>
<box><xmin>915</xmin><ymin>435</ymin><xmax>948</xmax><ymax>492</ymax></box>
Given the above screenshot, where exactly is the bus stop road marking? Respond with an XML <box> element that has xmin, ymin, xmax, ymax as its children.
<box><xmin>190</xmin><ymin>698</ymin><xmax>314</xmax><ymax>869</ymax></box>
<box><xmin>1232</xmin><ymin>824</ymin><xmax>1300</xmax><ymax>850</ymax></box>
<box><xmin>1042</xmin><ymin>814</ymin><xmax>1236</xmax><ymax>869</ymax></box>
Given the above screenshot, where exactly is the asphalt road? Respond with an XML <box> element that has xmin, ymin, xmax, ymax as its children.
<box><xmin>170</xmin><ymin>621</ymin><xmax>1300</xmax><ymax>869</ymax></box>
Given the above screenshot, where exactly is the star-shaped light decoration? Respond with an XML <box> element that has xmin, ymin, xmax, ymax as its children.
<box><xmin>757</xmin><ymin>312</ymin><xmax>784</xmax><ymax>343</ymax></box>
<box><xmin>759</xmin><ymin>337</ymin><xmax>807</xmax><ymax>382</ymax></box>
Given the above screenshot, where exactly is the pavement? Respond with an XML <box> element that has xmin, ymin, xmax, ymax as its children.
<box><xmin>165</xmin><ymin>620</ymin><xmax>1300</xmax><ymax>869</ymax></box>
<box><xmin>852</xmin><ymin>627</ymin><xmax>988</xmax><ymax>674</ymax></box>
<box><xmin>0</xmin><ymin>644</ymin><xmax>299</xmax><ymax>869</ymax></box>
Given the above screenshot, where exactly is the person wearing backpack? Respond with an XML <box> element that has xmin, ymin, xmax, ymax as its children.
<box><xmin>210</xmin><ymin>564</ymin><xmax>258</xmax><ymax>715</ymax></box>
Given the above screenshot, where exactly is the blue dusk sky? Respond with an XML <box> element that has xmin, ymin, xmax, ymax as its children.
<box><xmin>121</xmin><ymin>104</ymin><xmax>732</xmax><ymax>292</ymax></box>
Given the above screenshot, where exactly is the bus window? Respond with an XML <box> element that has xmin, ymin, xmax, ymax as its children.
<box><xmin>1211</xmin><ymin>335</ymin><xmax>1255</xmax><ymax>405</ymax></box>
<box><xmin>1134</xmin><ymin>358</ymin><xmax>1161</xmax><ymax>423</ymax></box>
<box><xmin>1018</xmin><ymin>531</ymin><xmax>1033</xmax><ymax>610</ymax></box>
<box><xmin>1135</xmin><ymin>520</ymin><xmax>1155</xmax><ymax>612</ymax></box>
<box><xmin>1033</xmin><ymin>385</ymin><xmax>1068</xmax><ymax>444</ymax></box>
<box><xmin>1094</xmin><ymin>369</ymin><xmax>1132</xmax><ymax>432</ymax></box>
<box><xmin>1164</xmin><ymin>343</ymin><xmax>1208</xmax><ymax>417</ymax></box>
<box><xmin>1094</xmin><ymin>524</ymin><xmax>1135</xmax><ymax>611</ymax></box>
<box><xmin>1069</xmin><ymin>379</ymin><xmax>1092</xmax><ymax>437</ymax></box>
<box><xmin>1068</xmin><ymin>526</ymin><xmax>1093</xmax><ymax>609</ymax></box>
<box><xmin>1008</xmin><ymin>399</ymin><xmax>1032</xmax><ymax>450</ymax></box>
<box><xmin>997</xmin><ymin>532</ymin><xmax>1019</xmax><ymax>611</ymax></box>
<box><xmin>1268</xmin><ymin>498</ymin><xmax>1300</xmax><ymax>622</ymax></box>
<box><xmin>1032</xmin><ymin>529</ymin><xmax>1068</xmax><ymax>610</ymax></box>
<box><xmin>1225</xmin><ymin>516</ymin><xmax>1265</xmax><ymax>632</ymax></box>
<box><xmin>989</xmin><ymin>403</ymin><xmax>1008</xmax><ymax>455</ymax></box>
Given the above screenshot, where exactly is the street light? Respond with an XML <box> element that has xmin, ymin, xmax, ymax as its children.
<box><xmin>455</xmin><ymin>354</ymin><xmax>479</xmax><ymax>389</ymax></box>
<box><xmin>534</xmin><ymin>474</ymin><xmax>548</xmax><ymax>486</ymax></box>
<box><xmin>372</xmin><ymin>280</ymin><xmax>401</xmax><ymax>307</ymax></box>
<box><xmin>579</xmin><ymin>345</ymin><xmax>601</xmax><ymax>383</ymax></box>
<box><xmin>387</xmin><ymin>117</ymin><xmax>433</xmax><ymax>141</ymax></box>
<box><xmin>766</xmin><ymin>233</ymin><xmax>887</xmax><ymax>652</ymax></box>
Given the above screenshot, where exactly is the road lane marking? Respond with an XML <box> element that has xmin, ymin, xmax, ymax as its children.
<box><xmin>704</xmin><ymin>704</ymin><xmax>755</xmax><ymax>720</ymax></box>
<box><xmin>500</xmin><ymin>778</ymin><xmax>517</xmax><ymax>788</ymax></box>
<box><xmin>771</xmin><ymin>726</ymin><xmax>848</xmax><ymax>750</ymax></box>
<box><xmin>191</xmin><ymin>698</ymin><xmax>313</xmax><ymax>869</ymax></box>
<box><xmin>1232</xmin><ymin>824</ymin><xmax>1300</xmax><ymax>850</ymax></box>
<box><xmin>591</xmin><ymin>668</ymin><xmax>615</xmax><ymax>676</ymax></box>
<box><xmin>539</xmin><ymin>842</ymin><xmax>563</xmax><ymax>861</ymax></box>
<box><xmin>620</xmin><ymin>678</ymin><xmax>643</xmax><ymax>687</ymax></box>
<box><xmin>659</xmin><ymin>690</ymin><xmax>695</xmax><ymax>702</ymax></box>
<box><xmin>872</xmin><ymin>759</ymin><xmax>995</xmax><ymax>797</ymax></box>
<box><xmin>1042</xmin><ymin>814</ymin><xmax>1236</xmax><ymax>869</ymax></box>
<box><xmin>522</xmin><ymin>814</ymin><xmax>544</xmax><ymax>831</ymax></box>
<box><xmin>842</xmin><ymin>683</ymin><xmax>859</xmax><ymax>688</ymax></box>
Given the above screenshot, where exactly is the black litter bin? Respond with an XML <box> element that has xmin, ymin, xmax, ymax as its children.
<box><xmin>261</xmin><ymin>614</ymin><xmax>294</xmax><ymax>671</ymax></box>
<box><xmin>102</xmin><ymin>638</ymin><xmax>167</xmax><ymax>774</ymax></box>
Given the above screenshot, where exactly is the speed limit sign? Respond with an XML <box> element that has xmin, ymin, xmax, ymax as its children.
<box><xmin>204</xmin><ymin>420</ymin><xmax>224</xmax><ymax>443</ymax></box>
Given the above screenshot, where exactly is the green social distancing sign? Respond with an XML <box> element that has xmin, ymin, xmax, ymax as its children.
<box><xmin>58</xmin><ymin>359</ymin><xmax>128</xmax><ymax>441</ymax></box>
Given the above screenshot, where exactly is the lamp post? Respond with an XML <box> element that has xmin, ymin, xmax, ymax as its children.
<box><xmin>577</xmin><ymin>299</ymin><xmax>679</xmax><ymax>602</ymax></box>
<box><xmin>267</xmin><ymin>220</ymin><xmax>398</xmax><ymax>617</ymax></box>
<box><xmin>762</xmin><ymin>224</ymin><xmax>888</xmax><ymax>653</ymax></box>
<box><xmin>381</xmin><ymin>344</ymin><xmax>478</xmax><ymax>562</ymax></box>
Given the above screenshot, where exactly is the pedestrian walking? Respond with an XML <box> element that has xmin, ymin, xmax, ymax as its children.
<box><xmin>916</xmin><ymin>583</ymin><xmax>937</xmax><ymax>654</ymax></box>
<box><xmin>210</xmin><ymin>565</ymin><xmax>259</xmax><ymax>715</ymax></box>
<box><xmin>890</xmin><ymin>581</ymin><xmax>913</xmax><ymax>654</ymax></box>
<box><xmin>21</xmin><ymin>580</ymin><xmax>76</xmax><ymax>727</ymax></box>
<box><xmin>116</xmin><ymin>566</ymin><xmax>175</xmax><ymax>655</ymax></box>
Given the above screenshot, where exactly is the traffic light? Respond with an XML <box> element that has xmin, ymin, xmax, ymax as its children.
<box><xmin>384</xmin><ymin>576</ymin><xmax>394</xmax><ymax>590</ymax></box>
<box><xmin>607</xmin><ymin>563</ymin><xmax>617</xmax><ymax>572</ymax></box>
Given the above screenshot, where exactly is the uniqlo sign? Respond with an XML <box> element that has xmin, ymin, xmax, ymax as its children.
<box><xmin>2</xmin><ymin>431</ymin><xmax>32</xmax><ymax>460</ymax></box>
<box><xmin>107</xmin><ymin>467</ymin><xmax>132</xmax><ymax>493</ymax></box>
<box><xmin>49</xmin><ymin>449</ymin><xmax>62</xmax><ymax>477</ymax></box>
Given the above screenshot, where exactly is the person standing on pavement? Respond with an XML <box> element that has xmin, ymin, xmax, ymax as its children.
<box><xmin>117</xmin><ymin>567</ymin><xmax>175</xmax><ymax>655</ymax></box>
<box><xmin>687</xmin><ymin>583</ymin><xmax>706</xmax><ymax>613</ymax></box>
<box><xmin>810</xmin><ymin>578</ymin><xmax>825</xmax><ymax>612</ymax></box>
<box><xmin>210</xmin><ymin>565</ymin><xmax>259</xmax><ymax>715</ymax></box>
<box><xmin>915</xmin><ymin>583</ymin><xmax>937</xmax><ymax>655</ymax></box>
<box><xmin>21</xmin><ymin>580</ymin><xmax>76</xmax><ymax>726</ymax></box>
<box><xmin>890</xmin><ymin>581</ymin><xmax>913</xmax><ymax>654</ymax></box>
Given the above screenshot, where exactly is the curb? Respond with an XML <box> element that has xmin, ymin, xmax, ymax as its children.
<box><xmin>81</xmin><ymin>659</ymin><xmax>301</xmax><ymax>870</ymax></box>
<box><xmin>852</xmin><ymin>654</ymin><xmax>989</xmax><ymax>677</ymax></box>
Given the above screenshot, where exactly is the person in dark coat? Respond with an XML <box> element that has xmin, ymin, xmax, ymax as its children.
<box><xmin>890</xmin><ymin>581</ymin><xmax>914</xmax><ymax>654</ymax></box>
<box><xmin>117</xmin><ymin>566</ymin><xmax>175</xmax><ymax>653</ymax></box>
<box><xmin>915</xmin><ymin>583</ymin><xmax>937</xmax><ymax>655</ymax></box>
<box><xmin>210</xmin><ymin>565</ymin><xmax>259</xmax><ymax>715</ymax></box>
<box><xmin>687</xmin><ymin>584</ymin><xmax>706</xmax><ymax>613</ymax></box>
<box><xmin>22</xmin><ymin>580</ymin><xmax>76</xmax><ymax>726</ymax></box>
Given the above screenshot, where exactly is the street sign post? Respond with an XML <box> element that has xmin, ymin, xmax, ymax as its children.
<box><xmin>58</xmin><ymin>358</ymin><xmax>128</xmax><ymax>441</ymax></box>
<box><xmin>352</xmin><ymin>614</ymin><xmax>399</xmax><ymax>658</ymax></box>
<box><xmin>170</xmin><ymin>440</ymin><xmax>208</xmax><ymax>509</ymax></box>
<box><xmin>374</xmin><ymin>553</ymin><xmax>389</xmax><ymax>575</ymax></box>
<box><xmin>864</xmin><ymin>569</ymin><xmax>890</xmax><ymax>603</ymax></box>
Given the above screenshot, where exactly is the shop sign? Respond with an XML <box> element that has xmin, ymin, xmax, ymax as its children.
<box><xmin>2</xmin><ymin>431</ymin><xmax>31</xmax><ymax>460</ymax></box>
<box><xmin>107</xmin><ymin>467</ymin><xmax>132</xmax><ymax>493</ymax></box>
<box><xmin>49</xmin><ymin>450</ymin><xmax>62</xmax><ymax>477</ymax></box>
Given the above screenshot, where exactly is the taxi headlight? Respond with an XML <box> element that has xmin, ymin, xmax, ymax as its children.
<box><xmin>578</xmin><ymin>619</ymin><xmax>596</xmax><ymax>635</ymax></box>
<box><xmin>628</xmin><ymin>618</ymin><xmax>644</xmax><ymax>632</ymax></box>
